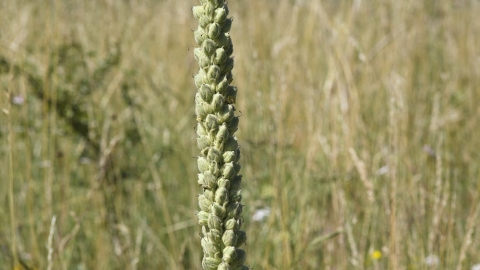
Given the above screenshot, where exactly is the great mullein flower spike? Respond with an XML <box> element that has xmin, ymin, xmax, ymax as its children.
<box><xmin>193</xmin><ymin>1</ymin><xmax>248</xmax><ymax>270</ymax></box>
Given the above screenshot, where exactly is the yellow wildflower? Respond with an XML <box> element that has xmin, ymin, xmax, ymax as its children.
<box><xmin>371</xmin><ymin>250</ymin><xmax>382</xmax><ymax>260</ymax></box>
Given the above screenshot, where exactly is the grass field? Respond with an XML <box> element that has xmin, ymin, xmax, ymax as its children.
<box><xmin>1</xmin><ymin>0</ymin><xmax>480</xmax><ymax>269</ymax></box>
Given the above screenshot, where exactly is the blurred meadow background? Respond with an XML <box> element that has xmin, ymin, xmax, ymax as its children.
<box><xmin>1</xmin><ymin>0</ymin><xmax>480</xmax><ymax>269</ymax></box>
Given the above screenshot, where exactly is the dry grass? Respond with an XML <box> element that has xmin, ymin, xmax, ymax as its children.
<box><xmin>1</xmin><ymin>0</ymin><xmax>480</xmax><ymax>269</ymax></box>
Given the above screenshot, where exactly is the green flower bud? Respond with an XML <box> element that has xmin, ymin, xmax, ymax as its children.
<box><xmin>194</xmin><ymin>27</ymin><xmax>207</xmax><ymax>45</ymax></box>
<box><xmin>229</xmin><ymin>189</ymin><xmax>242</xmax><ymax>202</ymax></box>
<box><xmin>202</xmin><ymin>39</ymin><xmax>217</xmax><ymax>56</ymax></box>
<box><xmin>216</xmin><ymin>123</ymin><xmax>229</xmax><ymax>143</ymax></box>
<box><xmin>226</xmin><ymin>202</ymin><xmax>242</xmax><ymax>219</ymax></box>
<box><xmin>222</xmin><ymin>246</ymin><xmax>237</xmax><ymax>263</ymax></box>
<box><xmin>225</xmin><ymin>43</ymin><xmax>234</xmax><ymax>57</ymax></box>
<box><xmin>204</xmin><ymin>2</ymin><xmax>215</xmax><ymax>17</ymax></box>
<box><xmin>194</xmin><ymin>48</ymin><xmax>211</xmax><ymax>69</ymax></box>
<box><xmin>216</xmin><ymin>76</ymin><xmax>229</xmax><ymax>93</ymax></box>
<box><xmin>224</xmin><ymin>86</ymin><xmax>237</xmax><ymax>104</ymax></box>
<box><xmin>201</xmin><ymin>238</ymin><xmax>213</xmax><ymax>255</ymax></box>
<box><xmin>222</xmin><ymin>18</ymin><xmax>232</xmax><ymax>33</ymax></box>
<box><xmin>199</xmin><ymin>15</ymin><xmax>210</xmax><ymax>28</ymax></box>
<box><xmin>199</xmin><ymin>194</ymin><xmax>212</xmax><ymax>212</ymax></box>
<box><xmin>223</xmin><ymin>151</ymin><xmax>235</xmax><ymax>163</ymax></box>
<box><xmin>209</xmin><ymin>228</ymin><xmax>222</xmax><ymax>243</ymax></box>
<box><xmin>198</xmin><ymin>84</ymin><xmax>215</xmax><ymax>103</ymax></box>
<box><xmin>218</xmin><ymin>177</ymin><xmax>230</xmax><ymax>189</ymax></box>
<box><xmin>211</xmin><ymin>0</ymin><xmax>222</xmax><ymax>8</ymax></box>
<box><xmin>194</xmin><ymin>70</ymin><xmax>207</xmax><ymax>88</ymax></box>
<box><xmin>207</xmin><ymin>65</ymin><xmax>221</xmax><ymax>83</ymax></box>
<box><xmin>217</xmin><ymin>33</ymin><xmax>232</xmax><ymax>48</ymax></box>
<box><xmin>198</xmin><ymin>172</ymin><xmax>215</xmax><ymax>189</ymax></box>
<box><xmin>208</xmin><ymin>160</ymin><xmax>221</xmax><ymax>176</ymax></box>
<box><xmin>222</xmin><ymin>4</ymin><xmax>229</xmax><ymax>15</ymax></box>
<box><xmin>212</xmin><ymin>93</ymin><xmax>225</xmax><ymax>111</ymax></box>
<box><xmin>221</xmin><ymin>57</ymin><xmax>234</xmax><ymax>75</ymax></box>
<box><xmin>201</xmin><ymin>224</ymin><xmax>208</xmax><ymax>237</ymax></box>
<box><xmin>227</xmin><ymin>116</ymin><xmax>239</xmax><ymax>133</ymax></box>
<box><xmin>230</xmin><ymin>175</ymin><xmax>242</xmax><ymax>190</ymax></box>
<box><xmin>224</xmin><ymin>136</ymin><xmax>238</xmax><ymax>151</ymax></box>
<box><xmin>204</xmin><ymin>189</ymin><xmax>215</xmax><ymax>202</ymax></box>
<box><xmin>217</xmin><ymin>104</ymin><xmax>235</xmax><ymax>123</ymax></box>
<box><xmin>213</xmin><ymin>249</ymin><xmax>222</xmax><ymax>258</ymax></box>
<box><xmin>218</xmin><ymin>262</ymin><xmax>232</xmax><ymax>270</ymax></box>
<box><xmin>225</xmin><ymin>218</ymin><xmax>239</xmax><ymax>231</ymax></box>
<box><xmin>230</xmin><ymin>249</ymin><xmax>246</xmax><ymax>268</ymax></box>
<box><xmin>195</xmin><ymin>96</ymin><xmax>212</xmax><ymax>119</ymax></box>
<box><xmin>202</xmin><ymin>256</ymin><xmax>221</xmax><ymax>270</ymax></box>
<box><xmin>196</xmin><ymin>122</ymin><xmax>208</xmax><ymax>136</ymax></box>
<box><xmin>197</xmin><ymin>211</ymin><xmax>209</xmax><ymax>226</ymax></box>
<box><xmin>215</xmin><ymin>187</ymin><xmax>228</xmax><ymax>204</ymax></box>
<box><xmin>205</xmin><ymin>114</ymin><xmax>219</xmax><ymax>131</ymax></box>
<box><xmin>208</xmin><ymin>22</ymin><xmax>222</xmax><ymax>39</ymax></box>
<box><xmin>211</xmin><ymin>202</ymin><xmax>226</xmax><ymax>218</ymax></box>
<box><xmin>208</xmin><ymin>213</ymin><xmax>223</xmax><ymax>230</ymax></box>
<box><xmin>197</xmin><ymin>176</ymin><xmax>204</xmax><ymax>187</ymax></box>
<box><xmin>198</xmin><ymin>157</ymin><xmax>209</xmax><ymax>173</ymax></box>
<box><xmin>222</xmin><ymin>229</ymin><xmax>237</xmax><ymax>246</ymax></box>
<box><xmin>235</xmin><ymin>230</ymin><xmax>247</xmax><ymax>247</ymax></box>
<box><xmin>197</xmin><ymin>135</ymin><xmax>211</xmax><ymax>150</ymax></box>
<box><xmin>203</xmin><ymin>171</ymin><xmax>217</xmax><ymax>189</ymax></box>
<box><xmin>222</xmin><ymin>163</ymin><xmax>235</xmax><ymax>179</ymax></box>
<box><xmin>192</xmin><ymin>6</ymin><xmax>204</xmax><ymax>20</ymax></box>
<box><xmin>207</xmin><ymin>147</ymin><xmax>222</xmax><ymax>163</ymax></box>
<box><xmin>213</xmin><ymin>48</ymin><xmax>227</xmax><ymax>65</ymax></box>
<box><xmin>214</xmin><ymin>8</ymin><xmax>227</xmax><ymax>24</ymax></box>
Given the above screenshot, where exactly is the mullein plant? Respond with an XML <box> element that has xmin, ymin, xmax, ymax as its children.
<box><xmin>192</xmin><ymin>1</ymin><xmax>248</xmax><ymax>269</ymax></box>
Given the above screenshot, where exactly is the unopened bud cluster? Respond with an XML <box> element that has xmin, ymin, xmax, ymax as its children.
<box><xmin>193</xmin><ymin>1</ymin><xmax>248</xmax><ymax>270</ymax></box>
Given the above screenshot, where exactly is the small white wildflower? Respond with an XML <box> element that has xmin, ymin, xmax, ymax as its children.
<box><xmin>12</xmin><ymin>95</ymin><xmax>25</xmax><ymax>105</ymax></box>
<box><xmin>377</xmin><ymin>166</ymin><xmax>389</xmax><ymax>175</ymax></box>
<box><xmin>471</xmin><ymin>263</ymin><xmax>480</xmax><ymax>270</ymax></box>
<box><xmin>252</xmin><ymin>207</ymin><xmax>270</xmax><ymax>222</ymax></box>
<box><xmin>424</xmin><ymin>254</ymin><xmax>439</xmax><ymax>266</ymax></box>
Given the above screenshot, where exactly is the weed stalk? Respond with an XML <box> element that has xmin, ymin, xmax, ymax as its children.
<box><xmin>192</xmin><ymin>0</ymin><xmax>248</xmax><ymax>269</ymax></box>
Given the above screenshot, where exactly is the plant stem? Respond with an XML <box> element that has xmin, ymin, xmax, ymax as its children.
<box><xmin>192</xmin><ymin>1</ymin><xmax>248</xmax><ymax>269</ymax></box>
